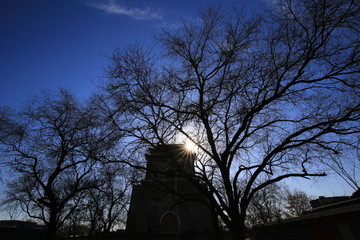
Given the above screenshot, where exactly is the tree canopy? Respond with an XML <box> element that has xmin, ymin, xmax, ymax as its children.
<box><xmin>102</xmin><ymin>0</ymin><xmax>360</xmax><ymax>239</ymax></box>
<box><xmin>0</xmin><ymin>90</ymin><xmax>122</xmax><ymax>240</ymax></box>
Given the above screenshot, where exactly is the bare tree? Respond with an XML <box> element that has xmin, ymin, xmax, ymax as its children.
<box><xmin>84</xmin><ymin>164</ymin><xmax>130</xmax><ymax>235</ymax></box>
<box><xmin>1</xmin><ymin>199</ymin><xmax>23</xmax><ymax>220</ymax></box>
<box><xmin>102</xmin><ymin>1</ymin><xmax>360</xmax><ymax>239</ymax></box>
<box><xmin>321</xmin><ymin>141</ymin><xmax>360</xmax><ymax>191</ymax></box>
<box><xmin>247</xmin><ymin>183</ymin><xmax>285</xmax><ymax>226</ymax></box>
<box><xmin>248</xmin><ymin>187</ymin><xmax>312</xmax><ymax>225</ymax></box>
<box><xmin>284</xmin><ymin>189</ymin><xmax>312</xmax><ymax>217</ymax></box>
<box><xmin>58</xmin><ymin>199</ymin><xmax>89</xmax><ymax>238</ymax></box>
<box><xmin>0</xmin><ymin>90</ymin><xmax>118</xmax><ymax>240</ymax></box>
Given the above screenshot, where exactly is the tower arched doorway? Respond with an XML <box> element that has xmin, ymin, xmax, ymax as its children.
<box><xmin>160</xmin><ymin>211</ymin><xmax>180</xmax><ymax>233</ymax></box>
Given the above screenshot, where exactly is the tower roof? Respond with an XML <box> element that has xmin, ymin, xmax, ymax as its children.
<box><xmin>145</xmin><ymin>144</ymin><xmax>196</xmax><ymax>180</ymax></box>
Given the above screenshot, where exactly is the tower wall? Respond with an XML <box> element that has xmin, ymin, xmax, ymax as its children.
<box><xmin>126</xmin><ymin>144</ymin><xmax>214</xmax><ymax>234</ymax></box>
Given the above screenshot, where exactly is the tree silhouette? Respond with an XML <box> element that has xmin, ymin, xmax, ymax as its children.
<box><xmin>85</xmin><ymin>164</ymin><xmax>130</xmax><ymax>235</ymax></box>
<box><xmin>247</xmin><ymin>183</ymin><xmax>285</xmax><ymax>226</ymax></box>
<box><xmin>285</xmin><ymin>189</ymin><xmax>312</xmax><ymax>217</ymax></box>
<box><xmin>102</xmin><ymin>0</ymin><xmax>359</xmax><ymax>239</ymax></box>
<box><xmin>0</xmin><ymin>90</ymin><xmax>119</xmax><ymax>240</ymax></box>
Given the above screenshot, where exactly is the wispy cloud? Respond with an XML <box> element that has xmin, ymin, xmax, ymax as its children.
<box><xmin>89</xmin><ymin>0</ymin><xmax>162</xmax><ymax>20</ymax></box>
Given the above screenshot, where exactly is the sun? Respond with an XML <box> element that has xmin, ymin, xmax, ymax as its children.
<box><xmin>185</xmin><ymin>139</ymin><xmax>196</xmax><ymax>152</ymax></box>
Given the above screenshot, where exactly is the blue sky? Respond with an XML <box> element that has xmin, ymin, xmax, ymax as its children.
<box><xmin>0</xmin><ymin>0</ymin><xmax>356</xmax><ymax>197</ymax></box>
<box><xmin>0</xmin><ymin>0</ymin><xmax>264</xmax><ymax>108</ymax></box>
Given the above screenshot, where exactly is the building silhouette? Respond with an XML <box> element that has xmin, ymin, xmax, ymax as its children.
<box><xmin>0</xmin><ymin>220</ymin><xmax>46</xmax><ymax>240</ymax></box>
<box><xmin>126</xmin><ymin>144</ymin><xmax>215</xmax><ymax>239</ymax></box>
<box><xmin>253</xmin><ymin>194</ymin><xmax>360</xmax><ymax>240</ymax></box>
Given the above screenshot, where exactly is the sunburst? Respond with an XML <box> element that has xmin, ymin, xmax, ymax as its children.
<box><xmin>185</xmin><ymin>139</ymin><xmax>196</xmax><ymax>152</ymax></box>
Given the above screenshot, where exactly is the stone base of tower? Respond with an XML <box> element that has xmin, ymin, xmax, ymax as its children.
<box><xmin>126</xmin><ymin>181</ymin><xmax>214</xmax><ymax>234</ymax></box>
<box><xmin>126</xmin><ymin>145</ymin><xmax>216</xmax><ymax>238</ymax></box>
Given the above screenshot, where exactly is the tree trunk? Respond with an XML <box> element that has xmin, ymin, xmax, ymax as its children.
<box><xmin>230</xmin><ymin>226</ymin><xmax>245</xmax><ymax>240</ymax></box>
<box><xmin>46</xmin><ymin>222</ymin><xmax>57</xmax><ymax>240</ymax></box>
<box><xmin>229</xmin><ymin>216</ymin><xmax>246</xmax><ymax>240</ymax></box>
<box><xmin>46</xmin><ymin>211</ymin><xmax>58</xmax><ymax>240</ymax></box>
<box><xmin>210</xmin><ymin>207</ymin><xmax>222</xmax><ymax>240</ymax></box>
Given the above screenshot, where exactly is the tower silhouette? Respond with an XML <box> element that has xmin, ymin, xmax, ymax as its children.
<box><xmin>126</xmin><ymin>144</ymin><xmax>214</xmax><ymax>237</ymax></box>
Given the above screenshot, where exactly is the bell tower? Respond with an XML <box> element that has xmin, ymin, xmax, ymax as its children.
<box><xmin>126</xmin><ymin>144</ymin><xmax>214</xmax><ymax>236</ymax></box>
